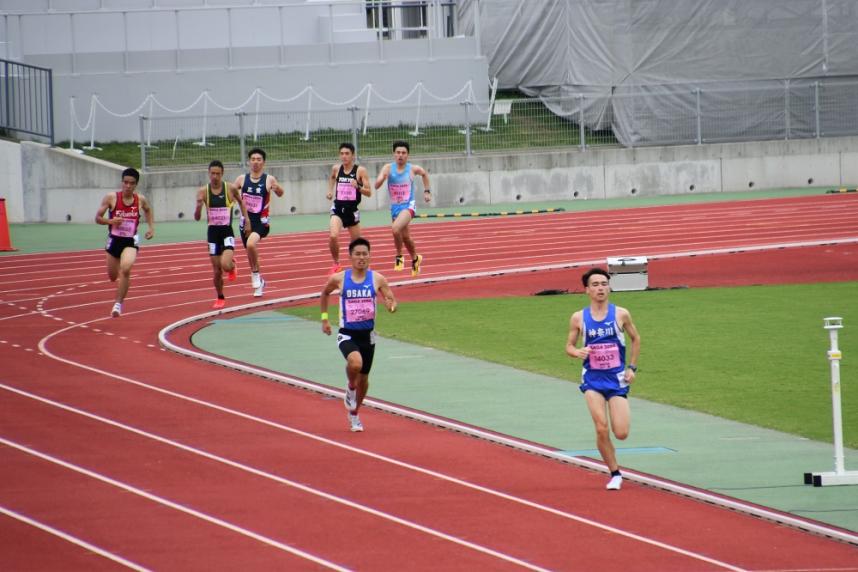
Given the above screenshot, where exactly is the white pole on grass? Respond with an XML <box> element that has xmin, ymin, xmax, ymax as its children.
<box><xmin>826</xmin><ymin>317</ymin><xmax>847</xmax><ymax>475</ymax></box>
<box><xmin>805</xmin><ymin>316</ymin><xmax>858</xmax><ymax>486</ymax></box>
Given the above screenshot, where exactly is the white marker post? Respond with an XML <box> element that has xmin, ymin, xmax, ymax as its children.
<box><xmin>805</xmin><ymin>317</ymin><xmax>858</xmax><ymax>486</ymax></box>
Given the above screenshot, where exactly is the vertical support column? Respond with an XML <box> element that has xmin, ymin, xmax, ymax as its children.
<box><xmin>349</xmin><ymin>105</ymin><xmax>358</xmax><ymax>157</ymax></box>
<box><xmin>463</xmin><ymin>101</ymin><xmax>472</xmax><ymax>157</ymax></box>
<box><xmin>237</xmin><ymin>112</ymin><xmax>246</xmax><ymax>167</ymax></box>
<box><xmin>472</xmin><ymin>0</ymin><xmax>482</xmax><ymax>58</ymax></box>
<box><xmin>578</xmin><ymin>94</ymin><xmax>586</xmax><ymax>151</ymax></box>
<box><xmin>139</xmin><ymin>116</ymin><xmax>147</xmax><ymax>171</ymax></box>
<box><xmin>814</xmin><ymin>81</ymin><xmax>821</xmax><ymax>139</ymax></box>
<box><xmin>784</xmin><ymin>81</ymin><xmax>791</xmax><ymax>140</ymax></box>
<box><xmin>695</xmin><ymin>88</ymin><xmax>702</xmax><ymax>145</ymax></box>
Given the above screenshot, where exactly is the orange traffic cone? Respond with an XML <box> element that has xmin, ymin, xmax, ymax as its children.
<box><xmin>0</xmin><ymin>198</ymin><xmax>17</xmax><ymax>251</ymax></box>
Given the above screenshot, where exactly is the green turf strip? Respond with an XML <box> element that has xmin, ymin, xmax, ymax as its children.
<box><xmin>283</xmin><ymin>282</ymin><xmax>858</xmax><ymax>448</ymax></box>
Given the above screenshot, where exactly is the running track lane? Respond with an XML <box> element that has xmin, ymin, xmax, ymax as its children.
<box><xmin>1</xmin><ymin>194</ymin><xmax>857</xmax><ymax>570</ymax></box>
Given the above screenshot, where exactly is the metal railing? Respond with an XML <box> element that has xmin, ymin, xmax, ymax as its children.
<box><xmin>0</xmin><ymin>59</ymin><xmax>54</xmax><ymax>145</ymax></box>
<box><xmin>136</xmin><ymin>78</ymin><xmax>858</xmax><ymax>170</ymax></box>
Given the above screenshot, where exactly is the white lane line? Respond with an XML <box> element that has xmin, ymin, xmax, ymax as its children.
<box><xmin>0</xmin><ymin>385</ymin><xmax>551</xmax><ymax>572</ymax></box>
<box><xmin>0</xmin><ymin>437</ymin><xmax>349</xmax><ymax>572</ymax></box>
<box><xmin>32</xmin><ymin>314</ymin><xmax>752</xmax><ymax>572</ymax></box>
<box><xmin>0</xmin><ymin>505</ymin><xmax>151</xmax><ymax>572</ymax></box>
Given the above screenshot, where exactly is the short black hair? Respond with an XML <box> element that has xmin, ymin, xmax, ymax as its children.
<box><xmin>339</xmin><ymin>142</ymin><xmax>355</xmax><ymax>154</ymax></box>
<box><xmin>208</xmin><ymin>159</ymin><xmax>224</xmax><ymax>171</ymax></box>
<box><xmin>121</xmin><ymin>167</ymin><xmax>140</xmax><ymax>182</ymax></box>
<box><xmin>248</xmin><ymin>147</ymin><xmax>266</xmax><ymax>161</ymax></box>
<box><xmin>349</xmin><ymin>237</ymin><xmax>371</xmax><ymax>254</ymax></box>
<box><xmin>582</xmin><ymin>267</ymin><xmax>610</xmax><ymax>287</ymax></box>
<box><xmin>392</xmin><ymin>140</ymin><xmax>410</xmax><ymax>153</ymax></box>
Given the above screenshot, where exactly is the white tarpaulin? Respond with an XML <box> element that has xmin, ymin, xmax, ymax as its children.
<box><xmin>459</xmin><ymin>0</ymin><xmax>858</xmax><ymax>146</ymax></box>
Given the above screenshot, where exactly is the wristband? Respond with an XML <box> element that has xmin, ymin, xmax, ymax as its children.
<box><xmin>424</xmin><ymin>189</ymin><xmax>431</xmax><ymax>193</ymax></box>
<box><xmin>628</xmin><ymin>364</ymin><xmax>637</xmax><ymax>372</ymax></box>
<box><xmin>321</xmin><ymin>312</ymin><xmax>329</xmax><ymax>321</ymax></box>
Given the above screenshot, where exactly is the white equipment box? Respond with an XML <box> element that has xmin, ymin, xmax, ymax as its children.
<box><xmin>606</xmin><ymin>256</ymin><xmax>649</xmax><ymax>291</ymax></box>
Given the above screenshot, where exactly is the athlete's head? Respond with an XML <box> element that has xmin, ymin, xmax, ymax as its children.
<box><xmin>208</xmin><ymin>160</ymin><xmax>224</xmax><ymax>186</ymax></box>
<box><xmin>349</xmin><ymin>237</ymin><xmax>371</xmax><ymax>254</ymax></box>
<box><xmin>121</xmin><ymin>167</ymin><xmax>139</xmax><ymax>193</ymax></box>
<box><xmin>121</xmin><ymin>167</ymin><xmax>140</xmax><ymax>183</ymax></box>
<box><xmin>348</xmin><ymin>237</ymin><xmax>371</xmax><ymax>270</ymax></box>
<box><xmin>247</xmin><ymin>148</ymin><xmax>266</xmax><ymax>174</ymax></box>
<box><xmin>339</xmin><ymin>142</ymin><xmax>355</xmax><ymax>163</ymax></box>
<box><xmin>392</xmin><ymin>140</ymin><xmax>409</xmax><ymax>165</ymax></box>
<box><xmin>582</xmin><ymin>267</ymin><xmax>611</xmax><ymax>288</ymax></box>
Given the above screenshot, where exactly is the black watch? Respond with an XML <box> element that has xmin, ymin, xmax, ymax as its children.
<box><xmin>628</xmin><ymin>364</ymin><xmax>637</xmax><ymax>372</ymax></box>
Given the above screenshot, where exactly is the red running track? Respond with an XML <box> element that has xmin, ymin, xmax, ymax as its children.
<box><xmin>1</xmin><ymin>194</ymin><xmax>857</xmax><ymax>570</ymax></box>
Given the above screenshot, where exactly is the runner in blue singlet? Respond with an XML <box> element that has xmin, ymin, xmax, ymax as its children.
<box><xmin>320</xmin><ymin>237</ymin><xmax>397</xmax><ymax>432</ymax></box>
<box><xmin>373</xmin><ymin>140</ymin><xmax>432</xmax><ymax>277</ymax></box>
<box><xmin>566</xmin><ymin>267</ymin><xmax>641</xmax><ymax>491</ymax></box>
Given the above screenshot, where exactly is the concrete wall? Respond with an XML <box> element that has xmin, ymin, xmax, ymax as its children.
<box><xmin>3</xmin><ymin>135</ymin><xmax>856</xmax><ymax>223</ymax></box>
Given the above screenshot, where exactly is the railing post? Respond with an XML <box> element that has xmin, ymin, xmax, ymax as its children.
<box><xmin>349</xmin><ymin>105</ymin><xmax>358</xmax><ymax>156</ymax></box>
<box><xmin>695</xmin><ymin>87</ymin><xmax>702</xmax><ymax>145</ymax></box>
<box><xmin>237</xmin><ymin>111</ymin><xmax>246</xmax><ymax>167</ymax></box>
<box><xmin>472</xmin><ymin>0</ymin><xmax>481</xmax><ymax>58</ymax></box>
<box><xmin>814</xmin><ymin>81</ymin><xmax>821</xmax><ymax>139</ymax></box>
<box><xmin>139</xmin><ymin>115</ymin><xmax>147</xmax><ymax>171</ymax></box>
<box><xmin>578</xmin><ymin>94</ymin><xmax>586</xmax><ymax>151</ymax></box>
<box><xmin>47</xmin><ymin>68</ymin><xmax>54</xmax><ymax>146</ymax></box>
<box><xmin>4</xmin><ymin>61</ymin><xmax>9</xmax><ymax>133</ymax></box>
<box><xmin>463</xmin><ymin>101</ymin><xmax>472</xmax><ymax>157</ymax></box>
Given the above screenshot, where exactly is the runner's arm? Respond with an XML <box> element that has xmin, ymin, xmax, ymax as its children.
<box><xmin>375</xmin><ymin>272</ymin><xmax>397</xmax><ymax>313</ymax></box>
<box><xmin>94</xmin><ymin>193</ymin><xmax>118</xmax><ymax>226</ymax></box>
<box><xmin>140</xmin><ymin>195</ymin><xmax>155</xmax><ymax>239</ymax></box>
<box><xmin>565</xmin><ymin>312</ymin><xmax>588</xmax><ymax>359</ymax></box>
<box><xmin>618</xmin><ymin>307</ymin><xmax>641</xmax><ymax>381</ymax></box>
<box><xmin>414</xmin><ymin>165</ymin><xmax>431</xmax><ymax>203</ymax></box>
<box><xmin>320</xmin><ymin>274</ymin><xmax>343</xmax><ymax>335</ymax></box>
<box><xmin>326</xmin><ymin>165</ymin><xmax>338</xmax><ymax>201</ymax></box>
<box><xmin>193</xmin><ymin>187</ymin><xmax>206</xmax><ymax>221</ymax></box>
<box><xmin>374</xmin><ymin>164</ymin><xmax>390</xmax><ymax>190</ymax></box>
<box><xmin>356</xmin><ymin>166</ymin><xmax>372</xmax><ymax>197</ymax></box>
<box><xmin>228</xmin><ymin>183</ymin><xmax>249</xmax><ymax>222</ymax></box>
<box><xmin>268</xmin><ymin>175</ymin><xmax>285</xmax><ymax>198</ymax></box>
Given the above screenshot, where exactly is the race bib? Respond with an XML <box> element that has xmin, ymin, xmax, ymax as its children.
<box><xmin>344</xmin><ymin>297</ymin><xmax>375</xmax><ymax>322</ymax></box>
<box><xmin>223</xmin><ymin>236</ymin><xmax>235</xmax><ymax>248</ymax></box>
<box><xmin>113</xmin><ymin>218</ymin><xmax>137</xmax><ymax>237</ymax></box>
<box><xmin>589</xmin><ymin>342</ymin><xmax>621</xmax><ymax>370</ymax></box>
<box><xmin>336</xmin><ymin>181</ymin><xmax>357</xmax><ymax>201</ymax></box>
<box><xmin>244</xmin><ymin>194</ymin><xmax>263</xmax><ymax>213</ymax></box>
<box><xmin>208</xmin><ymin>207</ymin><xmax>230</xmax><ymax>226</ymax></box>
<box><xmin>389</xmin><ymin>182</ymin><xmax>411</xmax><ymax>203</ymax></box>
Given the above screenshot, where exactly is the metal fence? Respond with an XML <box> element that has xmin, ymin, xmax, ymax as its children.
<box><xmin>138</xmin><ymin>78</ymin><xmax>858</xmax><ymax>170</ymax></box>
<box><xmin>0</xmin><ymin>59</ymin><xmax>53</xmax><ymax>144</ymax></box>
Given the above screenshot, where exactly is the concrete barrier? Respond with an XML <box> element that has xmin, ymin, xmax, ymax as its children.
<box><xmin>3</xmin><ymin>136</ymin><xmax>856</xmax><ymax>223</ymax></box>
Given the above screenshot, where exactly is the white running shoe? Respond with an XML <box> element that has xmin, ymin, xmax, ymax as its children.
<box><xmin>606</xmin><ymin>475</ymin><xmax>623</xmax><ymax>491</ymax></box>
<box><xmin>110</xmin><ymin>302</ymin><xmax>122</xmax><ymax>318</ymax></box>
<box><xmin>344</xmin><ymin>387</ymin><xmax>357</xmax><ymax>412</ymax></box>
<box><xmin>251</xmin><ymin>272</ymin><xmax>261</xmax><ymax>289</ymax></box>
<box><xmin>348</xmin><ymin>413</ymin><xmax>364</xmax><ymax>432</ymax></box>
<box><xmin>253</xmin><ymin>277</ymin><xmax>265</xmax><ymax>298</ymax></box>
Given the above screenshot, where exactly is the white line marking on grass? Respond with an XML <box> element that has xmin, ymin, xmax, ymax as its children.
<box><xmin>0</xmin><ymin>505</ymin><xmax>151</xmax><ymax>571</ymax></box>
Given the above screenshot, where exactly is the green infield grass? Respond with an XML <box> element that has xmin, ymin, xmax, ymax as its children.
<box><xmin>283</xmin><ymin>282</ymin><xmax>858</xmax><ymax>447</ymax></box>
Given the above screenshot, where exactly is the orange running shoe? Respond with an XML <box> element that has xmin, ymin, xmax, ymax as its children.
<box><xmin>212</xmin><ymin>298</ymin><xmax>226</xmax><ymax>309</ymax></box>
<box><xmin>226</xmin><ymin>264</ymin><xmax>237</xmax><ymax>281</ymax></box>
<box><xmin>328</xmin><ymin>264</ymin><xmax>341</xmax><ymax>276</ymax></box>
